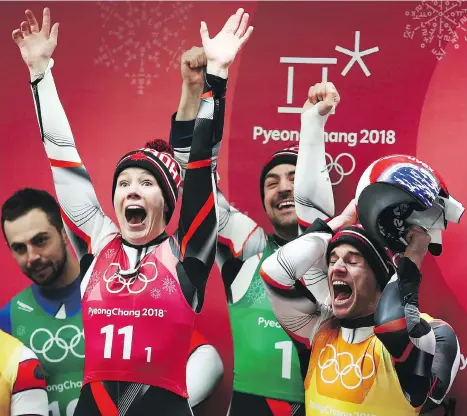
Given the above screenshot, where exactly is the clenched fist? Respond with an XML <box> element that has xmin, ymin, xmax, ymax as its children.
<box><xmin>181</xmin><ymin>46</ymin><xmax>206</xmax><ymax>87</ymax></box>
<box><xmin>403</xmin><ymin>226</ymin><xmax>431</xmax><ymax>269</ymax></box>
<box><xmin>303</xmin><ymin>82</ymin><xmax>340</xmax><ymax>116</ymax></box>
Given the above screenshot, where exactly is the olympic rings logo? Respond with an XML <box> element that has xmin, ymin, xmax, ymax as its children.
<box><xmin>325</xmin><ymin>153</ymin><xmax>356</xmax><ymax>186</ymax></box>
<box><xmin>318</xmin><ymin>344</ymin><xmax>375</xmax><ymax>389</ymax></box>
<box><xmin>103</xmin><ymin>261</ymin><xmax>158</xmax><ymax>294</ymax></box>
<box><xmin>30</xmin><ymin>325</ymin><xmax>84</xmax><ymax>363</ymax></box>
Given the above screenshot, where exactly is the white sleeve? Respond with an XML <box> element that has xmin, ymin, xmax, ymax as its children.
<box><xmin>260</xmin><ymin>230</ymin><xmax>334</xmax><ymax>347</ymax></box>
<box><xmin>186</xmin><ymin>345</ymin><xmax>224</xmax><ymax>407</ymax></box>
<box><xmin>294</xmin><ymin>106</ymin><xmax>335</xmax><ymax>230</ymax></box>
<box><xmin>31</xmin><ymin>59</ymin><xmax>118</xmax><ymax>261</ymax></box>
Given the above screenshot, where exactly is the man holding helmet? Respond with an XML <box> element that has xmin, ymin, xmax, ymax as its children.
<box><xmin>259</xmin><ymin>82</ymin><xmax>462</xmax><ymax>415</ymax></box>
<box><xmin>355</xmin><ymin>154</ymin><xmax>464</xmax><ymax>257</ymax></box>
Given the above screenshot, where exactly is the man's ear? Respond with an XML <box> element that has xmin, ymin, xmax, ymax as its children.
<box><xmin>61</xmin><ymin>227</ymin><xmax>70</xmax><ymax>245</ymax></box>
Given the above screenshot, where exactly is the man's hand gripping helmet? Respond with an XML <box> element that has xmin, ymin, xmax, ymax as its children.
<box><xmin>355</xmin><ymin>155</ymin><xmax>464</xmax><ymax>256</ymax></box>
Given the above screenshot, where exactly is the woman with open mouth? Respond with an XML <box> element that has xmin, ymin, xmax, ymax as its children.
<box><xmin>13</xmin><ymin>6</ymin><xmax>253</xmax><ymax>415</ymax></box>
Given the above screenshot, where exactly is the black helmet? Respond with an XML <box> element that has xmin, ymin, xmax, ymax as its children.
<box><xmin>355</xmin><ymin>155</ymin><xmax>464</xmax><ymax>256</ymax></box>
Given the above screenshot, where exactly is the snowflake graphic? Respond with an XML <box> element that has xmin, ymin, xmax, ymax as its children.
<box><xmin>17</xmin><ymin>325</ymin><xmax>26</xmax><ymax>337</ymax></box>
<box><xmin>245</xmin><ymin>276</ymin><xmax>268</xmax><ymax>305</ymax></box>
<box><xmin>85</xmin><ymin>270</ymin><xmax>101</xmax><ymax>296</ymax></box>
<box><xmin>105</xmin><ymin>248</ymin><xmax>116</xmax><ymax>260</ymax></box>
<box><xmin>162</xmin><ymin>277</ymin><xmax>176</xmax><ymax>294</ymax></box>
<box><xmin>404</xmin><ymin>0</ymin><xmax>467</xmax><ymax>60</ymax></box>
<box><xmin>95</xmin><ymin>1</ymin><xmax>194</xmax><ymax>95</ymax></box>
<box><xmin>151</xmin><ymin>287</ymin><xmax>161</xmax><ymax>299</ymax></box>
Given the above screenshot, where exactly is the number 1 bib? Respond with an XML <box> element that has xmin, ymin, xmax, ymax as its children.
<box><xmin>229</xmin><ymin>236</ymin><xmax>305</xmax><ymax>403</ymax></box>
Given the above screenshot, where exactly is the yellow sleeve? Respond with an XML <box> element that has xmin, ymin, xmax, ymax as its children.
<box><xmin>0</xmin><ymin>332</ymin><xmax>21</xmax><ymax>412</ymax></box>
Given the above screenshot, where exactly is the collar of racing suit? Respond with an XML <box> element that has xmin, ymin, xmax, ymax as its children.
<box><xmin>121</xmin><ymin>231</ymin><xmax>169</xmax><ymax>249</ymax></box>
<box><xmin>339</xmin><ymin>315</ymin><xmax>375</xmax><ymax>344</ymax></box>
<box><xmin>272</xmin><ymin>234</ymin><xmax>289</xmax><ymax>247</ymax></box>
<box><xmin>340</xmin><ymin>314</ymin><xmax>375</xmax><ymax>328</ymax></box>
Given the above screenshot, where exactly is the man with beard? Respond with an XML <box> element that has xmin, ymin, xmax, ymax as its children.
<box><xmin>170</xmin><ymin>52</ymin><xmax>336</xmax><ymax>415</ymax></box>
<box><xmin>0</xmin><ymin>188</ymin><xmax>83</xmax><ymax>416</ymax></box>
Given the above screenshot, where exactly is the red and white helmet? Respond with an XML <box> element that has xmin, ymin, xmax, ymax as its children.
<box><xmin>355</xmin><ymin>154</ymin><xmax>464</xmax><ymax>255</ymax></box>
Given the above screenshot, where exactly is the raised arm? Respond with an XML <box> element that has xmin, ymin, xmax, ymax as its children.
<box><xmin>259</xmin><ymin>219</ymin><xmax>335</xmax><ymax>349</ymax></box>
<box><xmin>294</xmin><ymin>83</ymin><xmax>338</xmax><ymax>231</ymax></box>
<box><xmin>13</xmin><ymin>8</ymin><xmax>117</xmax><ymax>261</ymax></box>
<box><xmin>259</xmin><ymin>201</ymin><xmax>357</xmax><ymax>348</ymax></box>
<box><xmin>175</xmin><ymin>8</ymin><xmax>254</xmax><ymax>311</ymax></box>
<box><xmin>170</xmin><ymin>48</ymin><xmax>266</xmax><ymax>274</ymax></box>
<box><xmin>374</xmin><ymin>226</ymin><xmax>459</xmax><ymax>408</ymax></box>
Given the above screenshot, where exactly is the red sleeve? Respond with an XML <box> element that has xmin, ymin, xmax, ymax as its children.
<box><xmin>13</xmin><ymin>359</ymin><xmax>46</xmax><ymax>394</ymax></box>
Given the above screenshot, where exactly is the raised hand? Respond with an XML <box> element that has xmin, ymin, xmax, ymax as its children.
<box><xmin>12</xmin><ymin>8</ymin><xmax>59</xmax><ymax>78</ymax></box>
<box><xmin>180</xmin><ymin>46</ymin><xmax>207</xmax><ymax>87</ymax></box>
<box><xmin>328</xmin><ymin>199</ymin><xmax>357</xmax><ymax>233</ymax></box>
<box><xmin>403</xmin><ymin>226</ymin><xmax>431</xmax><ymax>269</ymax></box>
<box><xmin>303</xmin><ymin>82</ymin><xmax>340</xmax><ymax>116</ymax></box>
<box><xmin>340</xmin><ymin>199</ymin><xmax>358</xmax><ymax>227</ymax></box>
<box><xmin>200</xmin><ymin>8</ymin><xmax>254</xmax><ymax>78</ymax></box>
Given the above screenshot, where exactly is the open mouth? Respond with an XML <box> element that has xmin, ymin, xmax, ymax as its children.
<box><xmin>276</xmin><ymin>199</ymin><xmax>295</xmax><ymax>210</ymax></box>
<box><xmin>125</xmin><ymin>205</ymin><xmax>147</xmax><ymax>225</ymax></box>
<box><xmin>333</xmin><ymin>281</ymin><xmax>353</xmax><ymax>303</ymax></box>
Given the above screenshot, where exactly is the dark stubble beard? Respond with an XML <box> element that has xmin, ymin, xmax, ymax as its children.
<box><xmin>25</xmin><ymin>239</ymin><xmax>68</xmax><ymax>288</ymax></box>
<box><xmin>270</xmin><ymin>217</ymin><xmax>298</xmax><ymax>241</ymax></box>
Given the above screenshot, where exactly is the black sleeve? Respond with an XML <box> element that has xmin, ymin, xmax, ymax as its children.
<box><xmin>374</xmin><ymin>257</ymin><xmax>436</xmax><ymax>407</ymax></box>
<box><xmin>420</xmin><ymin>320</ymin><xmax>460</xmax><ymax>413</ymax></box>
<box><xmin>174</xmin><ymin>74</ymin><xmax>227</xmax><ymax>313</ymax></box>
<box><xmin>169</xmin><ymin>114</ymin><xmax>195</xmax><ymax>149</ymax></box>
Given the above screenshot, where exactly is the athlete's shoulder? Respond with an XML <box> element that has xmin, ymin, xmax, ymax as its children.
<box><xmin>0</xmin><ymin>329</ymin><xmax>22</xmax><ymax>351</ymax></box>
<box><xmin>315</xmin><ymin>317</ymin><xmax>339</xmax><ymax>338</ymax></box>
<box><xmin>421</xmin><ymin>313</ymin><xmax>457</xmax><ymax>336</ymax></box>
<box><xmin>9</xmin><ymin>285</ymin><xmax>35</xmax><ymax>309</ymax></box>
<box><xmin>235</xmin><ymin>253</ymin><xmax>262</xmax><ymax>281</ymax></box>
<box><xmin>7</xmin><ymin>284</ymin><xmax>33</xmax><ymax>300</ymax></box>
<box><xmin>419</xmin><ymin>312</ymin><xmax>451</xmax><ymax>327</ymax></box>
<box><xmin>94</xmin><ymin>230</ymin><xmax>121</xmax><ymax>258</ymax></box>
<box><xmin>0</xmin><ymin>330</ymin><xmax>25</xmax><ymax>384</ymax></box>
<box><xmin>13</xmin><ymin>344</ymin><xmax>47</xmax><ymax>392</ymax></box>
<box><xmin>11</xmin><ymin>344</ymin><xmax>48</xmax><ymax>416</ymax></box>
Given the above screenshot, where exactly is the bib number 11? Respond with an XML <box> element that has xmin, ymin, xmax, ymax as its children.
<box><xmin>101</xmin><ymin>324</ymin><xmax>152</xmax><ymax>362</ymax></box>
<box><xmin>275</xmin><ymin>340</ymin><xmax>292</xmax><ymax>379</ymax></box>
